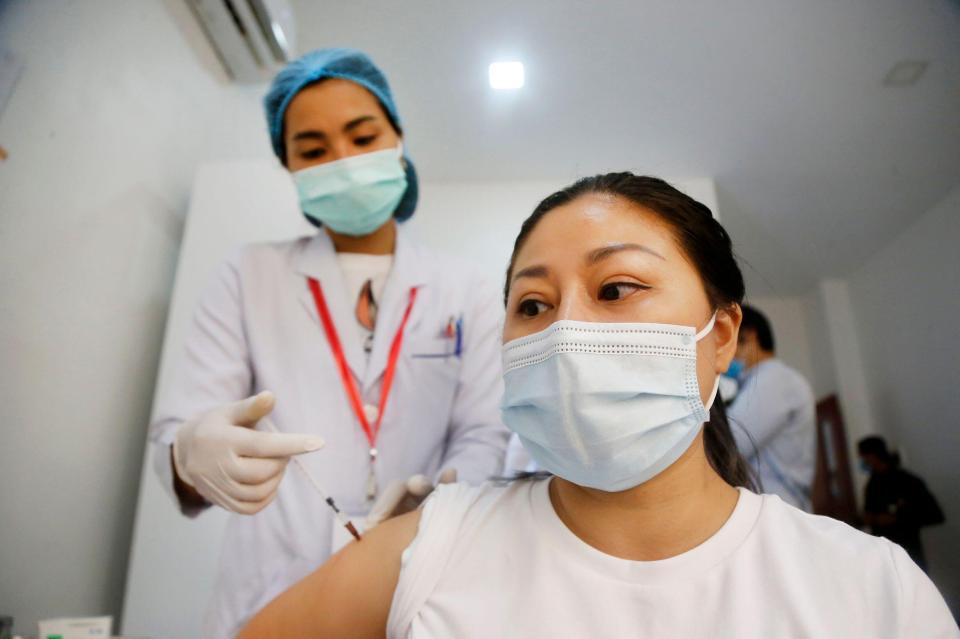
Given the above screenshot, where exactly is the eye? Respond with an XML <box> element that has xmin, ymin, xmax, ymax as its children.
<box><xmin>598</xmin><ymin>282</ymin><xmax>645</xmax><ymax>301</ymax></box>
<box><xmin>517</xmin><ymin>299</ymin><xmax>549</xmax><ymax>317</ymax></box>
<box><xmin>354</xmin><ymin>135</ymin><xmax>376</xmax><ymax>146</ymax></box>
<box><xmin>301</xmin><ymin>148</ymin><xmax>326</xmax><ymax>159</ymax></box>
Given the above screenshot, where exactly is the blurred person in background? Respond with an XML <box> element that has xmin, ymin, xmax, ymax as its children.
<box><xmin>728</xmin><ymin>305</ymin><xmax>816</xmax><ymax>510</ymax></box>
<box><xmin>859</xmin><ymin>435</ymin><xmax>945</xmax><ymax>571</ymax></box>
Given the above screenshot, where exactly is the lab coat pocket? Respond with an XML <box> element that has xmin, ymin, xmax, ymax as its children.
<box><xmin>406</xmin><ymin>334</ymin><xmax>461</xmax><ymax>363</ymax></box>
<box><xmin>404</xmin><ymin>335</ymin><xmax>461</xmax><ymax>388</ymax></box>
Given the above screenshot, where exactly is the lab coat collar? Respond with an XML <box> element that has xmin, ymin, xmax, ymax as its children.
<box><xmin>294</xmin><ymin>231</ymin><xmax>366</xmax><ymax>381</ymax></box>
<box><xmin>293</xmin><ymin>226</ymin><xmax>431</xmax><ymax>391</ymax></box>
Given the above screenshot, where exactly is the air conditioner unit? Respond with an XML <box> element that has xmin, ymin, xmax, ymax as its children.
<box><xmin>186</xmin><ymin>0</ymin><xmax>296</xmax><ymax>83</ymax></box>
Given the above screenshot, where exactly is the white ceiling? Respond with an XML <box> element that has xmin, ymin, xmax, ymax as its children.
<box><xmin>291</xmin><ymin>0</ymin><xmax>960</xmax><ymax>294</ymax></box>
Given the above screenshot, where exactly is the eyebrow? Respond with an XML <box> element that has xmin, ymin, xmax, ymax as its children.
<box><xmin>511</xmin><ymin>243</ymin><xmax>665</xmax><ymax>284</ymax></box>
<box><xmin>343</xmin><ymin>115</ymin><xmax>376</xmax><ymax>132</ymax></box>
<box><xmin>290</xmin><ymin>115</ymin><xmax>379</xmax><ymax>143</ymax></box>
<box><xmin>587</xmin><ymin>242</ymin><xmax>665</xmax><ymax>263</ymax></box>
<box><xmin>511</xmin><ymin>265</ymin><xmax>549</xmax><ymax>283</ymax></box>
<box><xmin>292</xmin><ymin>130</ymin><xmax>326</xmax><ymax>142</ymax></box>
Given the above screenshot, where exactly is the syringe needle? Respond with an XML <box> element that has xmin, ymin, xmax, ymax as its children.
<box><xmin>261</xmin><ymin>418</ymin><xmax>362</xmax><ymax>541</ymax></box>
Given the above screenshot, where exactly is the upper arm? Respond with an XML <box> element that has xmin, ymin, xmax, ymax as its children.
<box><xmin>151</xmin><ymin>253</ymin><xmax>253</xmax><ymax>438</ymax></box>
<box><xmin>238</xmin><ymin>509</ymin><xmax>422</xmax><ymax>639</ymax></box>
<box><xmin>179</xmin><ymin>254</ymin><xmax>253</xmax><ymax>403</ymax></box>
<box><xmin>906</xmin><ymin>476</ymin><xmax>945</xmax><ymax>526</ymax></box>
<box><xmin>149</xmin><ymin>253</ymin><xmax>253</xmax><ymax>505</ymax></box>
<box><xmin>889</xmin><ymin>543</ymin><xmax>960</xmax><ymax>638</ymax></box>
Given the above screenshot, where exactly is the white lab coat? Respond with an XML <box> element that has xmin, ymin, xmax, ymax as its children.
<box><xmin>728</xmin><ymin>358</ymin><xmax>816</xmax><ymax>511</ymax></box>
<box><xmin>148</xmin><ymin>227</ymin><xmax>510</xmax><ymax>639</ymax></box>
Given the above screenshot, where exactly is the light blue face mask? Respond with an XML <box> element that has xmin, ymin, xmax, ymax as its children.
<box><xmin>293</xmin><ymin>145</ymin><xmax>407</xmax><ymax>236</ymax></box>
<box><xmin>500</xmin><ymin>314</ymin><xmax>720</xmax><ymax>492</ymax></box>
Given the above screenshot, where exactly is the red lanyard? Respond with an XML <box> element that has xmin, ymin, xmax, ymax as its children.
<box><xmin>307</xmin><ymin>277</ymin><xmax>418</xmax><ymax>496</ymax></box>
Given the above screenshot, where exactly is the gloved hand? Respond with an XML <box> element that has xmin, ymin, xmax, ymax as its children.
<box><xmin>365</xmin><ymin>468</ymin><xmax>457</xmax><ymax>528</ymax></box>
<box><xmin>173</xmin><ymin>391</ymin><xmax>324</xmax><ymax>515</ymax></box>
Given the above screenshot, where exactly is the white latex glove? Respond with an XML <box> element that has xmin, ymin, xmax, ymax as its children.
<box><xmin>365</xmin><ymin>468</ymin><xmax>457</xmax><ymax>528</ymax></box>
<box><xmin>173</xmin><ymin>391</ymin><xmax>324</xmax><ymax>515</ymax></box>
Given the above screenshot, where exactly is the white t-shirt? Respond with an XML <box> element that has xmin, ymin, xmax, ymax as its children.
<box><xmin>729</xmin><ymin>358</ymin><xmax>817</xmax><ymax>511</ymax></box>
<box><xmin>335</xmin><ymin>252</ymin><xmax>393</xmax><ymax>360</ymax></box>
<box><xmin>388</xmin><ymin>479</ymin><xmax>958</xmax><ymax>638</ymax></box>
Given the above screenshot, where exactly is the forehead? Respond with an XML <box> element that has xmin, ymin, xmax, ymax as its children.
<box><xmin>284</xmin><ymin>79</ymin><xmax>386</xmax><ymax>129</ymax></box>
<box><xmin>514</xmin><ymin>193</ymin><xmax>681</xmax><ymax>266</ymax></box>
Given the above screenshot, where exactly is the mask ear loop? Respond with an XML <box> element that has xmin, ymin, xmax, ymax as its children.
<box><xmin>694</xmin><ymin>311</ymin><xmax>717</xmax><ymax>341</ymax></box>
<box><xmin>695</xmin><ymin>311</ymin><xmax>721</xmax><ymax>412</ymax></box>
<box><xmin>704</xmin><ymin>375</ymin><xmax>721</xmax><ymax>412</ymax></box>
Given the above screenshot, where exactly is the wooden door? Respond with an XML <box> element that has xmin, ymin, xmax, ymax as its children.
<box><xmin>811</xmin><ymin>394</ymin><xmax>859</xmax><ymax>526</ymax></box>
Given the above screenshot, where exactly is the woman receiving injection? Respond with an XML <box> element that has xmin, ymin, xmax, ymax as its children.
<box><xmin>239</xmin><ymin>174</ymin><xmax>958</xmax><ymax>638</ymax></box>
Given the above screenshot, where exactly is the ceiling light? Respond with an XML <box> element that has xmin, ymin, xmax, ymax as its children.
<box><xmin>489</xmin><ymin>61</ymin><xmax>524</xmax><ymax>90</ymax></box>
<box><xmin>883</xmin><ymin>60</ymin><xmax>929</xmax><ymax>87</ymax></box>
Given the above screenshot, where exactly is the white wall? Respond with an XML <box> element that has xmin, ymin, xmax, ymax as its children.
<box><xmin>845</xmin><ymin>184</ymin><xmax>960</xmax><ymax>612</ymax></box>
<box><xmin>800</xmin><ymin>286</ymin><xmax>838</xmax><ymax>400</ymax></box>
<box><xmin>406</xmin><ymin>179</ymin><xmax>567</xmax><ymax>290</ymax></box>
<box><xmin>0</xmin><ymin>1</ymin><xmax>270</xmax><ymax>634</ymax></box>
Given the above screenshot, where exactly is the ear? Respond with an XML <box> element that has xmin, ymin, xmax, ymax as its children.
<box><xmin>713</xmin><ymin>304</ymin><xmax>742</xmax><ymax>374</ymax></box>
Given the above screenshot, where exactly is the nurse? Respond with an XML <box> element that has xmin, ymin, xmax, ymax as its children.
<box><xmin>239</xmin><ymin>173</ymin><xmax>957</xmax><ymax>638</ymax></box>
<box><xmin>148</xmin><ymin>48</ymin><xmax>509</xmax><ymax>638</ymax></box>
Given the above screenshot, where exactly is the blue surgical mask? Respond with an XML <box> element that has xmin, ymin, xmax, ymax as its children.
<box><xmin>500</xmin><ymin>314</ymin><xmax>720</xmax><ymax>492</ymax></box>
<box><xmin>725</xmin><ymin>358</ymin><xmax>746</xmax><ymax>380</ymax></box>
<box><xmin>293</xmin><ymin>145</ymin><xmax>407</xmax><ymax>236</ymax></box>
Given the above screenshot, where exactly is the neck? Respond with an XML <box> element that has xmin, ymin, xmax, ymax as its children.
<box><xmin>748</xmin><ymin>350</ymin><xmax>774</xmax><ymax>369</ymax></box>
<box><xmin>324</xmin><ymin>219</ymin><xmax>397</xmax><ymax>254</ymax></box>
<box><xmin>550</xmin><ymin>432</ymin><xmax>739</xmax><ymax>561</ymax></box>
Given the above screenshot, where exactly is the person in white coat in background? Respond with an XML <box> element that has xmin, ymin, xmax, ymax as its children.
<box><xmin>727</xmin><ymin>305</ymin><xmax>816</xmax><ymax>511</ymax></box>
<box><xmin>148</xmin><ymin>48</ymin><xmax>509</xmax><ymax>638</ymax></box>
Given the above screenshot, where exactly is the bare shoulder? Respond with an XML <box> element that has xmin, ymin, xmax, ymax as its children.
<box><xmin>238</xmin><ymin>509</ymin><xmax>422</xmax><ymax>639</ymax></box>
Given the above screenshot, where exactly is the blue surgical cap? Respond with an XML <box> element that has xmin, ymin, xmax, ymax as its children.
<box><xmin>264</xmin><ymin>48</ymin><xmax>418</xmax><ymax>222</ymax></box>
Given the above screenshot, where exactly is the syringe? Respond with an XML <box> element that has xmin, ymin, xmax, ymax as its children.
<box><xmin>261</xmin><ymin>418</ymin><xmax>362</xmax><ymax>542</ymax></box>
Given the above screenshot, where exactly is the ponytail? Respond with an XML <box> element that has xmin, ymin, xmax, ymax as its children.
<box><xmin>705</xmin><ymin>401</ymin><xmax>758</xmax><ymax>491</ymax></box>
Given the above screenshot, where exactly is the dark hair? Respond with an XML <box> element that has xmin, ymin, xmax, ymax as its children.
<box><xmin>740</xmin><ymin>305</ymin><xmax>775</xmax><ymax>352</ymax></box>
<box><xmin>503</xmin><ymin>173</ymin><xmax>756</xmax><ymax>491</ymax></box>
<box><xmin>858</xmin><ymin>435</ymin><xmax>893</xmax><ymax>460</ymax></box>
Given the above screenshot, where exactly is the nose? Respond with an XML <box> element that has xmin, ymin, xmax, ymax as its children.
<box><xmin>324</xmin><ymin>141</ymin><xmax>351</xmax><ymax>162</ymax></box>
<box><xmin>554</xmin><ymin>287</ymin><xmax>601</xmax><ymax>322</ymax></box>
